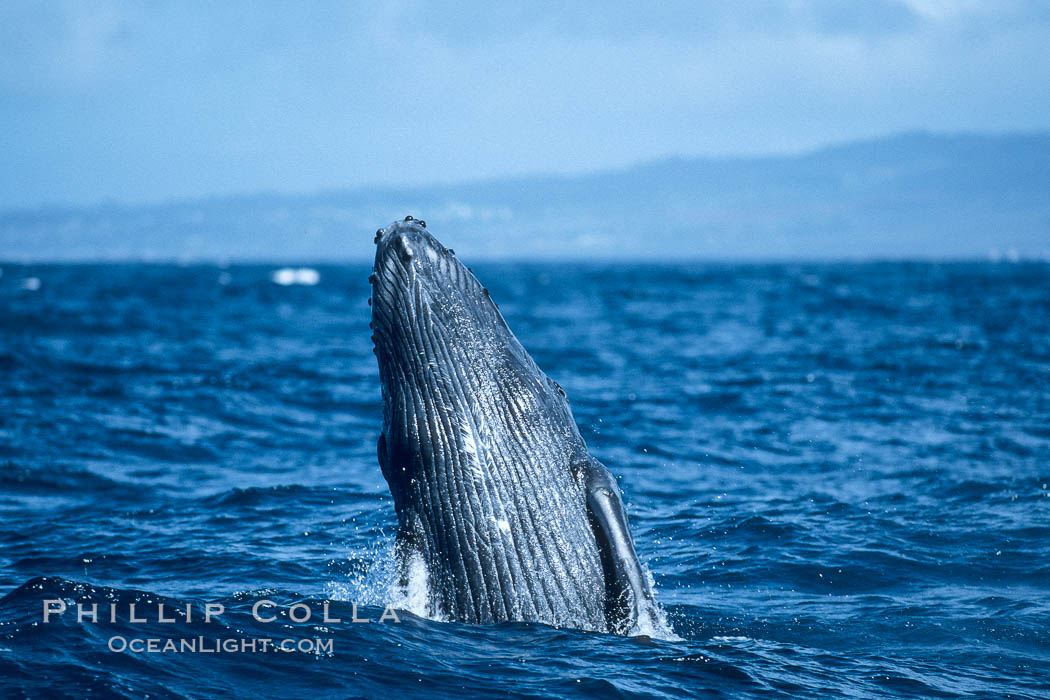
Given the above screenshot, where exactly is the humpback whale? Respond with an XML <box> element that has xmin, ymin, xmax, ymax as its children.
<box><xmin>370</xmin><ymin>216</ymin><xmax>660</xmax><ymax>635</ymax></box>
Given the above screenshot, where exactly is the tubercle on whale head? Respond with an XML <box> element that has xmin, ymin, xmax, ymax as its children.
<box><xmin>372</xmin><ymin>218</ymin><xmax>442</xmax><ymax>269</ymax></box>
<box><xmin>373</xmin><ymin>215</ymin><xmax>425</xmax><ymax>245</ymax></box>
<box><xmin>370</xmin><ymin>218</ymin><xmax>461</xmax><ymax>282</ymax></box>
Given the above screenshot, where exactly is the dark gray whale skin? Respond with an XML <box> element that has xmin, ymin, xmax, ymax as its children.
<box><xmin>370</xmin><ymin>217</ymin><xmax>658</xmax><ymax>635</ymax></box>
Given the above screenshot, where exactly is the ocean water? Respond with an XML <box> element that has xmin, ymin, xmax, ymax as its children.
<box><xmin>1</xmin><ymin>261</ymin><xmax>1048</xmax><ymax>698</ymax></box>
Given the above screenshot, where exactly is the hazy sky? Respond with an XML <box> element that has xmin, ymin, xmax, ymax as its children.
<box><xmin>2</xmin><ymin>1</ymin><xmax>1049</xmax><ymax>208</ymax></box>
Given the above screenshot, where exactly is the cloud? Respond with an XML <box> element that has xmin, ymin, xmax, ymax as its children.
<box><xmin>1</xmin><ymin>1</ymin><xmax>1049</xmax><ymax>207</ymax></box>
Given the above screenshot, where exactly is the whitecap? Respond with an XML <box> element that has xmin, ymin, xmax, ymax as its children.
<box><xmin>271</xmin><ymin>267</ymin><xmax>320</xmax><ymax>286</ymax></box>
<box><xmin>271</xmin><ymin>268</ymin><xmax>297</xmax><ymax>286</ymax></box>
<box><xmin>294</xmin><ymin>267</ymin><xmax>320</xmax><ymax>285</ymax></box>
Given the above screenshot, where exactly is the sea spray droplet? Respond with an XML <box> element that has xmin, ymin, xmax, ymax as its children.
<box><xmin>325</xmin><ymin>535</ymin><xmax>443</xmax><ymax>622</ymax></box>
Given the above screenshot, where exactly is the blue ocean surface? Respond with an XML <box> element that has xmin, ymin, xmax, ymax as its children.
<box><xmin>1</xmin><ymin>261</ymin><xmax>1048</xmax><ymax>698</ymax></box>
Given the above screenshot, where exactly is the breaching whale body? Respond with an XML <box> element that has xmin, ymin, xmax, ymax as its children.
<box><xmin>370</xmin><ymin>216</ymin><xmax>661</xmax><ymax>635</ymax></box>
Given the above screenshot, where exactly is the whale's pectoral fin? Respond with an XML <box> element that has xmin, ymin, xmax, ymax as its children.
<box><xmin>582</xmin><ymin>456</ymin><xmax>659</xmax><ymax>635</ymax></box>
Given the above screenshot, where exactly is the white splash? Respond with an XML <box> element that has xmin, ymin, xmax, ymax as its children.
<box><xmin>630</xmin><ymin>566</ymin><xmax>681</xmax><ymax>641</ymax></box>
<box><xmin>325</xmin><ymin>538</ymin><xmax>395</xmax><ymax>608</ymax></box>
<box><xmin>389</xmin><ymin>549</ymin><xmax>445</xmax><ymax>621</ymax></box>
<box><xmin>20</xmin><ymin>277</ymin><xmax>41</xmax><ymax>291</ymax></box>
<box><xmin>327</xmin><ymin>537</ymin><xmax>446</xmax><ymax>623</ymax></box>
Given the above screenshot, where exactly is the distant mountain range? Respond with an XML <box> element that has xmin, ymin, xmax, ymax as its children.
<box><xmin>3</xmin><ymin>132</ymin><xmax>1049</xmax><ymax>261</ymax></box>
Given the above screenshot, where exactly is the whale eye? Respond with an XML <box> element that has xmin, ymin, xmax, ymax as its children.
<box><xmin>418</xmin><ymin>220</ymin><xmax>427</xmax><ymax>228</ymax></box>
<box><xmin>404</xmin><ymin>215</ymin><xmax>414</xmax><ymax>222</ymax></box>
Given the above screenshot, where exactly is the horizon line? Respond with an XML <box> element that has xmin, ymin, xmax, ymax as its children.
<box><xmin>3</xmin><ymin>254</ymin><xmax>1046</xmax><ymax>267</ymax></box>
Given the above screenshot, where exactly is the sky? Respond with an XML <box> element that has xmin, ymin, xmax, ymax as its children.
<box><xmin>2</xmin><ymin>0</ymin><xmax>1049</xmax><ymax>209</ymax></box>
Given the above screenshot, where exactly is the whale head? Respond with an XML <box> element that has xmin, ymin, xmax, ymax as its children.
<box><xmin>369</xmin><ymin>216</ymin><xmax>577</xmax><ymax>489</ymax></box>
<box><xmin>370</xmin><ymin>216</ymin><xmax>512</xmax><ymax>381</ymax></box>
